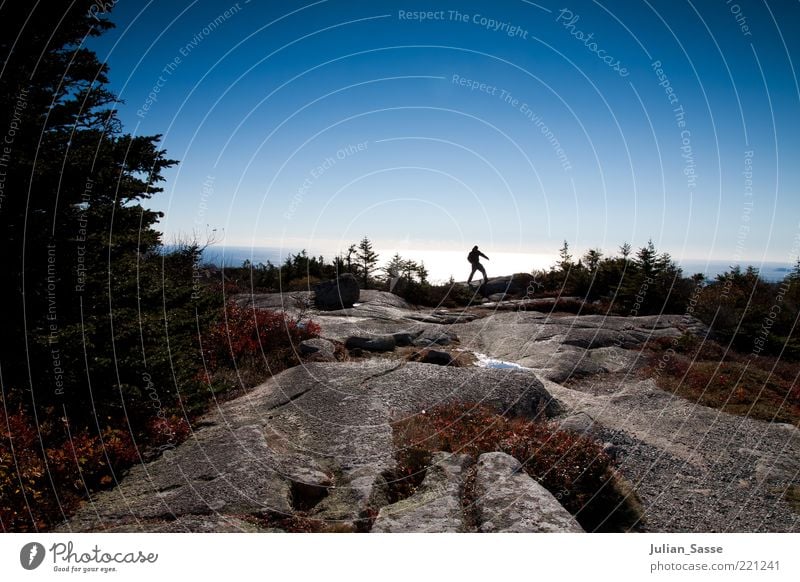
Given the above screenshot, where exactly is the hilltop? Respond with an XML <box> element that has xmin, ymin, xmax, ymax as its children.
<box><xmin>59</xmin><ymin>284</ymin><xmax>800</xmax><ymax>533</ymax></box>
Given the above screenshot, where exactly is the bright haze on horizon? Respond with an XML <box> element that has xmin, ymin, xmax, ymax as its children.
<box><xmin>88</xmin><ymin>0</ymin><xmax>800</xmax><ymax>269</ymax></box>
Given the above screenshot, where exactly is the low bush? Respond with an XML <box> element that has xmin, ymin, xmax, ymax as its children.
<box><xmin>646</xmin><ymin>357</ymin><xmax>799</xmax><ymax>426</ymax></box>
<box><xmin>643</xmin><ymin>335</ymin><xmax>800</xmax><ymax>425</ymax></box>
<box><xmin>202</xmin><ymin>301</ymin><xmax>321</xmax><ymax>374</ymax></box>
<box><xmin>391</xmin><ymin>402</ymin><xmax>643</xmax><ymax>532</ymax></box>
<box><xmin>0</xmin><ymin>406</ymin><xmax>140</xmax><ymax>531</ymax></box>
<box><xmin>2</xmin><ymin>300</ymin><xmax>321</xmax><ymax>532</ymax></box>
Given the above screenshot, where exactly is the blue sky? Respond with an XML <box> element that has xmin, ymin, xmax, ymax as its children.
<box><xmin>87</xmin><ymin>0</ymin><xmax>800</xmax><ymax>272</ymax></box>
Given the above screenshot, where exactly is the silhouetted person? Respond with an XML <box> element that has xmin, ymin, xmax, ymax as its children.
<box><xmin>467</xmin><ymin>245</ymin><xmax>489</xmax><ymax>285</ymax></box>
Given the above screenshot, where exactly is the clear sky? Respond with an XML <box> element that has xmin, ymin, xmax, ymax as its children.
<box><xmin>87</xmin><ymin>0</ymin><xmax>800</xmax><ymax>272</ymax></box>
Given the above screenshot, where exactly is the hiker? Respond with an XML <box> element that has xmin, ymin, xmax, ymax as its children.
<box><xmin>467</xmin><ymin>245</ymin><xmax>489</xmax><ymax>285</ymax></box>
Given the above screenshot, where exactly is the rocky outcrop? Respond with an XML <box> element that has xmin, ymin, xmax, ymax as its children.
<box><xmin>372</xmin><ymin>453</ymin><xmax>472</xmax><ymax>533</ymax></box>
<box><xmin>61</xmin><ymin>361</ymin><xmax>560</xmax><ymax>532</ymax></box>
<box><xmin>313</xmin><ymin>274</ymin><xmax>360</xmax><ymax>310</ymax></box>
<box><xmin>474</xmin><ymin>452</ymin><xmax>584</xmax><ymax>533</ymax></box>
<box><xmin>373</xmin><ymin>451</ymin><xmax>586</xmax><ymax>533</ymax></box>
<box><xmin>62</xmin><ymin>287</ymin><xmax>800</xmax><ymax>533</ymax></box>
<box><xmin>458</xmin><ymin>311</ymin><xmax>703</xmax><ymax>382</ymax></box>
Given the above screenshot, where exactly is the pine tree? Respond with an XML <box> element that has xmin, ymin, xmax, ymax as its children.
<box><xmin>345</xmin><ymin>244</ymin><xmax>357</xmax><ymax>274</ymax></box>
<box><xmin>384</xmin><ymin>253</ymin><xmax>405</xmax><ymax>279</ymax></box>
<box><xmin>636</xmin><ymin>239</ymin><xmax>658</xmax><ymax>275</ymax></box>
<box><xmin>356</xmin><ymin>236</ymin><xmax>379</xmax><ymax>288</ymax></box>
<box><xmin>558</xmin><ymin>240</ymin><xmax>573</xmax><ymax>271</ymax></box>
<box><xmin>583</xmin><ymin>248</ymin><xmax>603</xmax><ymax>271</ymax></box>
<box><xmin>0</xmin><ymin>1</ymin><xmax>210</xmax><ymax>430</ymax></box>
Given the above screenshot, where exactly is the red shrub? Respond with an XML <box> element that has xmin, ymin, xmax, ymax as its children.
<box><xmin>391</xmin><ymin>402</ymin><xmax>642</xmax><ymax>532</ymax></box>
<box><xmin>145</xmin><ymin>415</ymin><xmax>191</xmax><ymax>450</ymax></box>
<box><xmin>202</xmin><ymin>301</ymin><xmax>320</xmax><ymax>371</ymax></box>
<box><xmin>1</xmin><ymin>405</ymin><xmax>143</xmax><ymax>532</ymax></box>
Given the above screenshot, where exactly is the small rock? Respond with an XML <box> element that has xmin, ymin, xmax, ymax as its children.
<box><xmin>414</xmin><ymin>349</ymin><xmax>454</xmax><ymax>366</ymax></box>
<box><xmin>345</xmin><ymin>335</ymin><xmax>396</xmax><ymax>352</ymax></box>
<box><xmin>299</xmin><ymin>338</ymin><xmax>336</xmax><ymax>361</ymax></box>
<box><xmin>558</xmin><ymin>411</ymin><xmax>596</xmax><ymax>435</ymax></box>
<box><xmin>413</xmin><ymin>332</ymin><xmax>456</xmax><ymax>347</ymax></box>
<box><xmin>392</xmin><ymin>332</ymin><xmax>416</xmax><ymax>347</ymax></box>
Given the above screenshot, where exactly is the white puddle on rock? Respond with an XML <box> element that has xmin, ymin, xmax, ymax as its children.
<box><xmin>473</xmin><ymin>352</ymin><xmax>531</xmax><ymax>371</ymax></box>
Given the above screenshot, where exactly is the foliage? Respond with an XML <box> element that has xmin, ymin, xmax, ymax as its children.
<box><xmin>356</xmin><ymin>236</ymin><xmax>380</xmax><ymax>288</ymax></box>
<box><xmin>0</xmin><ymin>3</ymin><xmax>321</xmax><ymax>532</ymax></box>
<box><xmin>202</xmin><ymin>301</ymin><xmax>321</xmax><ymax>374</ymax></box>
<box><xmin>0</xmin><ymin>405</ymin><xmax>143</xmax><ymax>531</ymax></box>
<box><xmin>534</xmin><ymin>241</ymin><xmax>799</xmax><ymax>361</ymax></box>
<box><xmin>384</xmin><ymin>253</ymin><xmax>429</xmax><ymax>287</ymax></box>
<box><xmin>643</xmin><ymin>336</ymin><xmax>800</xmax><ymax>426</ymax></box>
<box><xmin>391</xmin><ymin>402</ymin><xmax>643</xmax><ymax>532</ymax></box>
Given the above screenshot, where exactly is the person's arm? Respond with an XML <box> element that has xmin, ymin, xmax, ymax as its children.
<box><xmin>480</xmin><ymin>251</ymin><xmax>489</xmax><ymax>260</ymax></box>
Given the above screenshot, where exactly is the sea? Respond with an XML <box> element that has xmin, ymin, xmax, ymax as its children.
<box><xmin>195</xmin><ymin>246</ymin><xmax>794</xmax><ymax>284</ymax></box>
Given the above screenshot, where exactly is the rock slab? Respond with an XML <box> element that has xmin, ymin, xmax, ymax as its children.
<box><xmin>372</xmin><ymin>453</ymin><xmax>472</xmax><ymax>533</ymax></box>
<box><xmin>62</xmin><ymin>362</ymin><xmax>560</xmax><ymax>532</ymax></box>
<box><xmin>474</xmin><ymin>452</ymin><xmax>584</xmax><ymax>533</ymax></box>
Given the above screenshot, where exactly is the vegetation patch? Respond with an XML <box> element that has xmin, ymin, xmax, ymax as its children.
<box><xmin>644</xmin><ymin>336</ymin><xmax>800</xmax><ymax>426</ymax></box>
<box><xmin>200</xmin><ymin>300</ymin><xmax>321</xmax><ymax>393</ymax></box>
<box><xmin>784</xmin><ymin>484</ymin><xmax>800</xmax><ymax>513</ymax></box>
<box><xmin>391</xmin><ymin>402</ymin><xmax>643</xmax><ymax>532</ymax></box>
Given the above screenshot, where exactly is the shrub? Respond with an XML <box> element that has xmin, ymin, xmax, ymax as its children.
<box><xmin>202</xmin><ymin>301</ymin><xmax>321</xmax><ymax>373</ymax></box>
<box><xmin>391</xmin><ymin>402</ymin><xmax>643</xmax><ymax>532</ymax></box>
<box><xmin>0</xmin><ymin>406</ymin><xmax>140</xmax><ymax>531</ymax></box>
<box><xmin>646</xmin><ymin>357</ymin><xmax>800</xmax><ymax>426</ymax></box>
<box><xmin>643</xmin><ymin>335</ymin><xmax>800</xmax><ymax>426</ymax></box>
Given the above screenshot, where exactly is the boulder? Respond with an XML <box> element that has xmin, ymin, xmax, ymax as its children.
<box><xmin>313</xmin><ymin>274</ymin><xmax>360</xmax><ymax>310</ymax></box>
<box><xmin>371</xmin><ymin>453</ymin><xmax>472</xmax><ymax>532</ymax></box>
<box><xmin>474</xmin><ymin>452</ymin><xmax>584</xmax><ymax>533</ymax></box>
<box><xmin>345</xmin><ymin>335</ymin><xmax>396</xmax><ymax>352</ymax></box>
<box><xmin>412</xmin><ymin>328</ymin><xmax>458</xmax><ymax>347</ymax></box>
<box><xmin>313</xmin><ymin>467</ymin><xmax>388</xmax><ymax>524</ymax></box>
<box><xmin>299</xmin><ymin>338</ymin><xmax>336</xmax><ymax>361</ymax></box>
<box><xmin>557</xmin><ymin>411</ymin><xmax>596</xmax><ymax>435</ymax></box>
<box><xmin>417</xmin><ymin>349</ymin><xmax>454</xmax><ymax>366</ymax></box>
<box><xmin>392</xmin><ymin>332</ymin><xmax>416</xmax><ymax>347</ymax></box>
<box><xmin>480</xmin><ymin>273</ymin><xmax>535</xmax><ymax>297</ymax></box>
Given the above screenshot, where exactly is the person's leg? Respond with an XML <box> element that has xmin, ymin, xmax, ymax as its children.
<box><xmin>467</xmin><ymin>264</ymin><xmax>477</xmax><ymax>283</ymax></box>
<box><xmin>478</xmin><ymin>263</ymin><xmax>488</xmax><ymax>283</ymax></box>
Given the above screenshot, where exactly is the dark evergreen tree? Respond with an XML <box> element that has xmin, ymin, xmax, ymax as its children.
<box><xmin>356</xmin><ymin>236</ymin><xmax>379</xmax><ymax>288</ymax></box>
<box><xmin>0</xmin><ymin>1</ymin><xmax>215</xmax><ymax>442</ymax></box>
